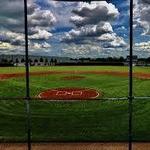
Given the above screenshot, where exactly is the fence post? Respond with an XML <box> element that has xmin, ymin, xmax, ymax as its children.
<box><xmin>129</xmin><ymin>0</ymin><xmax>133</xmax><ymax>149</ymax></box>
<box><xmin>24</xmin><ymin>0</ymin><xmax>31</xmax><ymax>150</ymax></box>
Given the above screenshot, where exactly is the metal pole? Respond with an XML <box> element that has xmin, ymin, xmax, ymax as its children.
<box><xmin>24</xmin><ymin>1</ymin><xmax>30</xmax><ymax>99</ymax></box>
<box><xmin>24</xmin><ymin>0</ymin><xmax>31</xmax><ymax>150</ymax></box>
<box><xmin>129</xmin><ymin>0</ymin><xmax>133</xmax><ymax>149</ymax></box>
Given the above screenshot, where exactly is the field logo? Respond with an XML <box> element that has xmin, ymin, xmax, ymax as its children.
<box><xmin>56</xmin><ymin>91</ymin><xmax>82</xmax><ymax>96</ymax></box>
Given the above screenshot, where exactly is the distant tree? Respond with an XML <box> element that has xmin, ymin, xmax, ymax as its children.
<box><xmin>119</xmin><ymin>57</ymin><xmax>125</xmax><ymax>62</ymax></box>
<box><xmin>49</xmin><ymin>58</ymin><xmax>53</xmax><ymax>66</ymax></box>
<box><xmin>147</xmin><ymin>57</ymin><xmax>150</xmax><ymax>63</ymax></box>
<box><xmin>34</xmin><ymin>59</ymin><xmax>38</xmax><ymax>63</ymax></box>
<box><xmin>45</xmin><ymin>58</ymin><xmax>48</xmax><ymax>65</ymax></box>
<box><xmin>28</xmin><ymin>59</ymin><xmax>32</xmax><ymax>65</ymax></box>
<box><xmin>2</xmin><ymin>59</ymin><xmax>8</xmax><ymax>63</ymax></box>
<box><xmin>79</xmin><ymin>58</ymin><xmax>84</xmax><ymax>63</ymax></box>
<box><xmin>107</xmin><ymin>57</ymin><xmax>113</xmax><ymax>62</ymax></box>
<box><xmin>21</xmin><ymin>58</ymin><xmax>25</xmax><ymax>63</ymax></box>
<box><xmin>96</xmin><ymin>58</ymin><xmax>105</xmax><ymax>62</ymax></box>
<box><xmin>113</xmin><ymin>57</ymin><xmax>118</xmax><ymax>61</ymax></box>
<box><xmin>51</xmin><ymin>58</ymin><xmax>54</xmax><ymax>63</ymax></box>
<box><xmin>54</xmin><ymin>59</ymin><xmax>57</xmax><ymax>65</ymax></box>
<box><xmin>9</xmin><ymin>59</ymin><xmax>13</xmax><ymax>64</ymax></box>
<box><xmin>29</xmin><ymin>59</ymin><xmax>32</xmax><ymax>63</ymax></box>
<box><xmin>40</xmin><ymin>57</ymin><xmax>43</xmax><ymax>63</ymax></box>
<box><xmin>15</xmin><ymin>58</ymin><xmax>19</xmax><ymax>66</ymax></box>
<box><xmin>96</xmin><ymin>58</ymin><xmax>101</xmax><ymax>61</ymax></box>
<box><xmin>15</xmin><ymin>58</ymin><xmax>19</xmax><ymax>63</ymax></box>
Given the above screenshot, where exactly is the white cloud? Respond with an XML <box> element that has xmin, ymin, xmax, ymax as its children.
<box><xmin>98</xmin><ymin>32</ymin><xmax>127</xmax><ymax>48</ymax></box>
<box><xmin>97</xmin><ymin>33</ymin><xmax>116</xmax><ymax>41</ymax></box>
<box><xmin>63</xmin><ymin>22</ymin><xmax>113</xmax><ymax>42</ymax></box>
<box><xmin>29</xmin><ymin>28</ymin><xmax>52</xmax><ymax>40</ymax></box>
<box><xmin>27</xmin><ymin>1</ymin><xmax>56</xmax><ymax>41</ymax></box>
<box><xmin>61</xmin><ymin>0</ymin><xmax>127</xmax><ymax>56</ymax></box>
<box><xmin>62</xmin><ymin>43</ymin><xmax>102</xmax><ymax>58</ymax></box>
<box><xmin>46</xmin><ymin>0</ymin><xmax>77</xmax><ymax>8</ymax></box>
<box><xmin>30</xmin><ymin>42</ymin><xmax>51</xmax><ymax>49</ymax></box>
<box><xmin>0</xmin><ymin>0</ymin><xmax>129</xmax><ymax>57</ymax></box>
<box><xmin>134</xmin><ymin>0</ymin><xmax>150</xmax><ymax>35</ymax></box>
<box><xmin>0</xmin><ymin>40</ymin><xmax>51</xmax><ymax>55</ymax></box>
<box><xmin>0</xmin><ymin>30</ymin><xmax>25</xmax><ymax>46</ymax></box>
<box><xmin>70</xmin><ymin>1</ymin><xmax>119</xmax><ymax>27</ymax></box>
<box><xmin>135</xmin><ymin>41</ymin><xmax>150</xmax><ymax>51</ymax></box>
<box><xmin>28</xmin><ymin>9</ymin><xmax>56</xmax><ymax>27</ymax></box>
<box><xmin>43</xmin><ymin>1</ymin><xmax>78</xmax><ymax>28</ymax></box>
<box><xmin>108</xmin><ymin>36</ymin><xmax>127</xmax><ymax>48</ymax></box>
<box><xmin>0</xmin><ymin>41</ymin><xmax>14</xmax><ymax>50</ymax></box>
<box><xmin>0</xmin><ymin>0</ymin><xmax>56</xmax><ymax>55</ymax></box>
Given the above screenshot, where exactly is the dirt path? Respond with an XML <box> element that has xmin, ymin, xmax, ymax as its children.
<box><xmin>0</xmin><ymin>70</ymin><xmax>150</xmax><ymax>80</ymax></box>
<box><xmin>0</xmin><ymin>143</ymin><xmax>150</xmax><ymax>150</ymax></box>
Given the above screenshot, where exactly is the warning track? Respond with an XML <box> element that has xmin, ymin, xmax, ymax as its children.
<box><xmin>0</xmin><ymin>71</ymin><xmax>150</xmax><ymax>80</ymax></box>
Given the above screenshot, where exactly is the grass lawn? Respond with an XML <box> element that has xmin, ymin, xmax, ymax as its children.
<box><xmin>0</xmin><ymin>99</ymin><xmax>150</xmax><ymax>142</ymax></box>
<box><xmin>0</xmin><ymin>66</ymin><xmax>150</xmax><ymax>142</ymax></box>
<box><xmin>0</xmin><ymin>66</ymin><xmax>150</xmax><ymax>73</ymax></box>
<box><xmin>0</xmin><ymin>72</ymin><xmax>150</xmax><ymax>98</ymax></box>
<box><xmin>0</xmin><ymin>66</ymin><xmax>150</xmax><ymax>98</ymax></box>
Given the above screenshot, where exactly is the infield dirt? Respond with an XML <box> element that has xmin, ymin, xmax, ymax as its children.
<box><xmin>0</xmin><ymin>70</ymin><xmax>150</xmax><ymax>80</ymax></box>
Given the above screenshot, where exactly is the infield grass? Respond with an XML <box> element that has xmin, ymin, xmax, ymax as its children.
<box><xmin>0</xmin><ymin>66</ymin><xmax>150</xmax><ymax>98</ymax></box>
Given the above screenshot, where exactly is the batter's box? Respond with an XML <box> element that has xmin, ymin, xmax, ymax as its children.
<box><xmin>56</xmin><ymin>91</ymin><xmax>67</xmax><ymax>96</ymax></box>
<box><xmin>72</xmin><ymin>91</ymin><xmax>82</xmax><ymax>96</ymax></box>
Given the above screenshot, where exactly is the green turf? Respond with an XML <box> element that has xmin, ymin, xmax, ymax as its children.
<box><xmin>0</xmin><ymin>66</ymin><xmax>150</xmax><ymax>73</ymax></box>
<box><xmin>0</xmin><ymin>66</ymin><xmax>150</xmax><ymax>142</ymax></box>
<box><xmin>0</xmin><ymin>100</ymin><xmax>27</xmax><ymax>142</ymax></box>
<box><xmin>0</xmin><ymin>100</ymin><xmax>150</xmax><ymax>142</ymax></box>
<box><xmin>0</xmin><ymin>66</ymin><xmax>150</xmax><ymax>98</ymax></box>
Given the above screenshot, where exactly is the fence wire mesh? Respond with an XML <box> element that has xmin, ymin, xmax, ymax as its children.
<box><xmin>0</xmin><ymin>0</ymin><xmax>150</xmax><ymax>150</ymax></box>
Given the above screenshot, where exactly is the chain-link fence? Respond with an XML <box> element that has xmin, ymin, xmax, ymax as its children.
<box><xmin>0</xmin><ymin>0</ymin><xmax>150</xmax><ymax>150</ymax></box>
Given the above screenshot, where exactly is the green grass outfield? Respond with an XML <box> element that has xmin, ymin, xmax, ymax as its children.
<box><xmin>0</xmin><ymin>66</ymin><xmax>150</xmax><ymax>142</ymax></box>
<box><xmin>0</xmin><ymin>66</ymin><xmax>150</xmax><ymax>98</ymax></box>
<box><xmin>1</xmin><ymin>66</ymin><xmax>150</xmax><ymax>73</ymax></box>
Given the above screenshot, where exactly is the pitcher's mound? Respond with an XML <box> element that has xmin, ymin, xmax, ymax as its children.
<box><xmin>38</xmin><ymin>87</ymin><xmax>100</xmax><ymax>100</ymax></box>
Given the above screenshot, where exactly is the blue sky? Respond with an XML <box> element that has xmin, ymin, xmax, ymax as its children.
<box><xmin>0</xmin><ymin>0</ymin><xmax>150</xmax><ymax>58</ymax></box>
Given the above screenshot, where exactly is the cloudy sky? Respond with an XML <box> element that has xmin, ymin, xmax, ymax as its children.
<box><xmin>0</xmin><ymin>0</ymin><xmax>150</xmax><ymax>58</ymax></box>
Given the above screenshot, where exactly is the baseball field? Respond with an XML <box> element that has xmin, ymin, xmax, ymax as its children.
<box><xmin>0</xmin><ymin>66</ymin><xmax>150</xmax><ymax>143</ymax></box>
